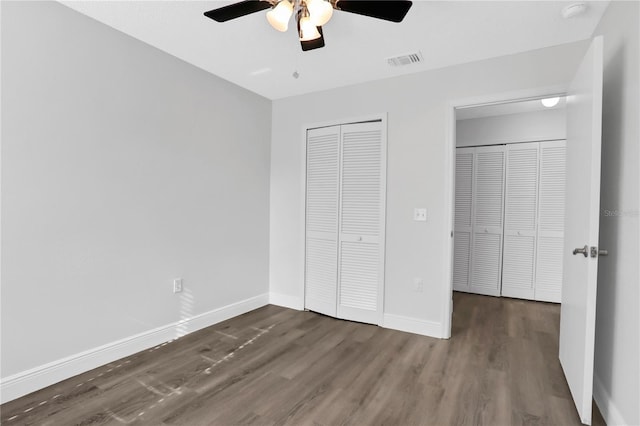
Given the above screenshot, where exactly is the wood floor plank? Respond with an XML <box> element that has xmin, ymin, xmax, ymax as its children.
<box><xmin>1</xmin><ymin>293</ymin><xmax>607</xmax><ymax>425</ymax></box>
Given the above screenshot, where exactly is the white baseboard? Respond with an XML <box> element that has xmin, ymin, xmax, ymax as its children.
<box><xmin>0</xmin><ymin>293</ymin><xmax>269</xmax><ymax>404</ymax></box>
<box><xmin>593</xmin><ymin>374</ymin><xmax>629</xmax><ymax>426</ymax></box>
<box><xmin>267</xmin><ymin>295</ymin><xmax>444</xmax><ymax>339</ymax></box>
<box><xmin>383</xmin><ymin>313</ymin><xmax>443</xmax><ymax>338</ymax></box>
<box><xmin>269</xmin><ymin>292</ymin><xmax>304</xmax><ymax>310</ymax></box>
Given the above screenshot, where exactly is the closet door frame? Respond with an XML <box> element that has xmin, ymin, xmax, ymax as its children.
<box><xmin>301</xmin><ymin>113</ymin><xmax>388</xmax><ymax>326</ymax></box>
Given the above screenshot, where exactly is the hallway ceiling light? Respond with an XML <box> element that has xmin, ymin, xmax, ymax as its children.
<box><xmin>541</xmin><ymin>97</ymin><xmax>560</xmax><ymax>108</ymax></box>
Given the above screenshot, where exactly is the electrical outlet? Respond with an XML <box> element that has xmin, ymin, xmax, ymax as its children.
<box><xmin>413</xmin><ymin>277</ymin><xmax>423</xmax><ymax>292</ymax></box>
<box><xmin>173</xmin><ymin>278</ymin><xmax>183</xmax><ymax>293</ymax></box>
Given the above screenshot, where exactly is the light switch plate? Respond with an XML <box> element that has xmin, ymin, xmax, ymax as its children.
<box><xmin>413</xmin><ymin>208</ymin><xmax>427</xmax><ymax>221</ymax></box>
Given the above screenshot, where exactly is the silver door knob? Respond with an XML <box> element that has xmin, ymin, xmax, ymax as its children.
<box><xmin>573</xmin><ymin>245</ymin><xmax>588</xmax><ymax>257</ymax></box>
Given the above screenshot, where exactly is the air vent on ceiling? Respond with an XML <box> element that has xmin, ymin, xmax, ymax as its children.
<box><xmin>387</xmin><ymin>51</ymin><xmax>423</xmax><ymax>67</ymax></box>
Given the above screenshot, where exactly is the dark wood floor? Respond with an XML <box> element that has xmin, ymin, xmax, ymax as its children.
<box><xmin>1</xmin><ymin>292</ymin><xmax>605</xmax><ymax>425</ymax></box>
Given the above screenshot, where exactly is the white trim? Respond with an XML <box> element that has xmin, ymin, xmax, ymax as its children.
<box><xmin>444</xmin><ymin>84</ymin><xmax>569</xmax><ymax>339</ymax></box>
<box><xmin>303</xmin><ymin>113</ymin><xmax>388</xmax><ymax>133</ymax></box>
<box><xmin>451</xmin><ymin>85</ymin><xmax>567</xmax><ymax>112</ymax></box>
<box><xmin>593</xmin><ymin>374</ymin><xmax>629</xmax><ymax>426</ymax></box>
<box><xmin>442</xmin><ymin>101</ymin><xmax>456</xmax><ymax>339</ymax></box>
<box><xmin>269</xmin><ymin>292</ymin><xmax>304</xmax><ymax>310</ymax></box>
<box><xmin>378</xmin><ymin>115</ymin><xmax>389</xmax><ymax>326</ymax></box>
<box><xmin>383</xmin><ymin>313</ymin><xmax>443</xmax><ymax>338</ymax></box>
<box><xmin>0</xmin><ymin>293</ymin><xmax>269</xmax><ymax>404</ymax></box>
<box><xmin>300</xmin><ymin>124</ymin><xmax>308</xmax><ymax>315</ymax></box>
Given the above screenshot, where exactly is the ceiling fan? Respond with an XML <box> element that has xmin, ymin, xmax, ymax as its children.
<box><xmin>204</xmin><ymin>0</ymin><xmax>413</xmax><ymax>51</ymax></box>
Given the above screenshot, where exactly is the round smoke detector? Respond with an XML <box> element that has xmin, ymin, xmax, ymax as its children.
<box><xmin>562</xmin><ymin>2</ymin><xmax>588</xmax><ymax>19</ymax></box>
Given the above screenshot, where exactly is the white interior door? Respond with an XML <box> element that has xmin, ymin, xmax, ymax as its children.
<box><xmin>559</xmin><ymin>36</ymin><xmax>603</xmax><ymax>426</ymax></box>
<box><xmin>304</xmin><ymin>126</ymin><xmax>340</xmax><ymax>317</ymax></box>
<box><xmin>453</xmin><ymin>148</ymin><xmax>474</xmax><ymax>292</ymax></box>
<box><xmin>470</xmin><ymin>145</ymin><xmax>505</xmax><ymax>296</ymax></box>
<box><xmin>502</xmin><ymin>142</ymin><xmax>539</xmax><ymax>300</ymax></box>
<box><xmin>535</xmin><ymin>140</ymin><xmax>566</xmax><ymax>303</ymax></box>
<box><xmin>337</xmin><ymin>121</ymin><xmax>386</xmax><ymax>325</ymax></box>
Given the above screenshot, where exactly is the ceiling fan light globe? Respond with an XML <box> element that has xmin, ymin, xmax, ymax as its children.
<box><xmin>306</xmin><ymin>0</ymin><xmax>333</xmax><ymax>26</ymax></box>
<box><xmin>299</xmin><ymin>16</ymin><xmax>321</xmax><ymax>41</ymax></box>
<box><xmin>267</xmin><ymin>0</ymin><xmax>293</xmax><ymax>32</ymax></box>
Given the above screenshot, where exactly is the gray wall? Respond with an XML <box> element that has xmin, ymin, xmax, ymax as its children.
<box><xmin>270</xmin><ymin>40</ymin><xmax>588</xmax><ymax>326</ymax></box>
<box><xmin>456</xmin><ymin>108</ymin><xmax>566</xmax><ymax>147</ymax></box>
<box><xmin>592</xmin><ymin>1</ymin><xmax>640</xmax><ymax>425</ymax></box>
<box><xmin>1</xmin><ymin>0</ymin><xmax>271</xmax><ymax>380</ymax></box>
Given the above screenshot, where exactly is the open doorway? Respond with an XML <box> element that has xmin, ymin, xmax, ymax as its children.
<box><xmin>442</xmin><ymin>38</ymin><xmax>604</xmax><ymax>426</ymax></box>
<box><xmin>452</xmin><ymin>96</ymin><xmax>567</xmax><ymax>303</ymax></box>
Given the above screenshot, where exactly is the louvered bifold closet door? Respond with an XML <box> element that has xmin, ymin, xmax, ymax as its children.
<box><xmin>337</xmin><ymin>121</ymin><xmax>386</xmax><ymax>325</ymax></box>
<box><xmin>535</xmin><ymin>140</ymin><xmax>566</xmax><ymax>303</ymax></box>
<box><xmin>453</xmin><ymin>148</ymin><xmax>474</xmax><ymax>292</ymax></box>
<box><xmin>305</xmin><ymin>126</ymin><xmax>340</xmax><ymax>317</ymax></box>
<box><xmin>501</xmin><ymin>143</ymin><xmax>539</xmax><ymax>300</ymax></box>
<box><xmin>470</xmin><ymin>146</ymin><xmax>505</xmax><ymax>296</ymax></box>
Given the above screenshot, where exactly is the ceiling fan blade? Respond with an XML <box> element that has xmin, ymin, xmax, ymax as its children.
<box><xmin>300</xmin><ymin>26</ymin><xmax>325</xmax><ymax>51</ymax></box>
<box><xmin>204</xmin><ymin>0</ymin><xmax>272</xmax><ymax>22</ymax></box>
<box><xmin>333</xmin><ymin>0</ymin><xmax>412</xmax><ymax>23</ymax></box>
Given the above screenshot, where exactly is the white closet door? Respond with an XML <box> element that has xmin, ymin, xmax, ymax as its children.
<box><xmin>453</xmin><ymin>148</ymin><xmax>474</xmax><ymax>292</ymax></box>
<box><xmin>535</xmin><ymin>140</ymin><xmax>566</xmax><ymax>302</ymax></box>
<box><xmin>502</xmin><ymin>143</ymin><xmax>539</xmax><ymax>300</ymax></box>
<box><xmin>305</xmin><ymin>126</ymin><xmax>340</xmax><ymax>317</ymax></box>
<box><xmin>337</xmin><ymin>121</ymin><xmax>386</xmax><ymax>325</ymax></box>
<box><xmin>470</xmin><ymin>146</ymin><xmax>505</xmax><ymax>296</ymax></box>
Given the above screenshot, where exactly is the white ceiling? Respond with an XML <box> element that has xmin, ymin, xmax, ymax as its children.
<box><xmin>60</xmin><ymin>1</ymin><xmax>610</xmax><ymax>100</ymax></box>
